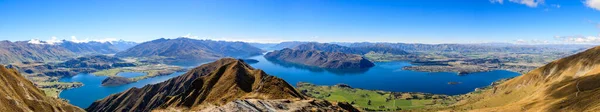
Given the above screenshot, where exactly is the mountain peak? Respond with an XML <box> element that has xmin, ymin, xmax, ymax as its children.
<box><xmin>86</xmin><ymin>58</ymin><xmax>308</xmax><ymax>112</ymax></box>
<box><xmin>161</xmin><ymin>59</ymin><xmax>304</xmax><ymax>109</ymax></box>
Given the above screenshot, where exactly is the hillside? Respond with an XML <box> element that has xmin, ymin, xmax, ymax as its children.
<box><xmin>264</xmin><ymin>48</ymin><xmax>375</xmax><ymax>69</ymax></box>
<box><xmin>0</xmin><ymin>41</ymin><xmax>75</xmax><ymax>64</ymax></box>
<box><xmin>446</xmin><ymin>46</ymin><xmax>600</xmax><ymax>111</ymax></box>
<box><xmin>115</xmin><ymin>38</ymin><xmax>263</xmax><ymax>62</ymax></box>
<box><xmin>86</xmin><ymin>58</ymin><xmax>357</xmax><ymax>111</ymax></box>
<box><xmin>0</xmin><ymin>65</ymin><xmax>84</xmax><ymax>112</ymax></box>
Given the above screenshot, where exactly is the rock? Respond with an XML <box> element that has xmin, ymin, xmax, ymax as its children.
<box><xmin>335</xmin><ymin>83</ymin><xmax>353</xmax><ymax>89</ymax></box>
<box><xmin>447</xmin><ymin>82</ymin><xmax>462</xmax><ymax>85</ymax></box>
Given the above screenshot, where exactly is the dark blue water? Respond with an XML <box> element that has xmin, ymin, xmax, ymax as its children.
<box><xmin>58</xmin><ymin>72</ymin><xmax>185</xmax><ymax>108</ymax></box>
<box><xmin>116</xmin><ymin>72</ymin><xmax>145</xmax><ymax>78</ymax></box>
<box><xmin>247</xmin><ymin>55</ymin><xmax>520</xmax><ymax>95</ymax></box>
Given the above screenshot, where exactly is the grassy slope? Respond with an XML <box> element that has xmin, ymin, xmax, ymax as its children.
<box><xmin>441</xmin><ymin>46</ymin><xmax>600</xmax><ymax>112</ymax></box>
<box><xmin>297</xmin><ymin>83</ymin><xmax>457</xmax><ymax>111</ymax></box>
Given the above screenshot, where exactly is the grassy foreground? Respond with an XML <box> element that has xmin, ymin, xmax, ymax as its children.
<box><xmin>296</xmin><ymin>82</ymin><xmax>459</xmax><ymax>111</ymax></box>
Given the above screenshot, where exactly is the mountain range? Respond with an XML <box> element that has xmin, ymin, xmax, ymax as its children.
<box><xmin>0</xmin><ymin>40</ymin><xmax>138</xmax><ymax>64</ymax></box>
<box><xmin>0</xmin><ymin>40</ymin><xmax>75</xmax><ymax>64</ymax></box>
<box><xmin>115</xmin><ymin>38</ymin><xmax>263</xmax><ymax>62</ymax></box>
<box><xmin>348</xmin><ymin>42</ymin><xmax>588</xmax><ymax>53</ymax></box>
<box><xmin>58</xmin><ymin>41</ymin><xmax>119</xmax><ymax>54</ymax></box>
<box><xmin>294</xmin><ymin>42</ymin><xmax>409</xmax><ymax>55</ymax></box>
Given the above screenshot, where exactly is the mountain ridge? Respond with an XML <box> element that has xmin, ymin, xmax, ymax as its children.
<box><xmin>115</xmin><ymin>38</ymin><xmax>263</xmax><ymax>62</ymax></box>
<box><xmin>0</xmin><ymin>65</ymin><xmax>84</xmax><ymax>112</ymax></box>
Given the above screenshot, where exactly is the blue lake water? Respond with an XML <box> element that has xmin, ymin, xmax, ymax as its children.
<box><xmin>116</xmin><ymin>72</ymin><xmax>146</xmax><ymax>78</ymax></box>
<box><xmin>246</xmin><ymin>55</ymin><xmax>521</xmax><ymax>95</ymax></box>
<box><xmin>58</xmin><ymin>55</ymin><xmax>520</xmax><ymax>109</ymax></box>
<box><xmin>58</xmin><ymin>72</ymin><xmax>185</xmax><ymax>108</ymax></box>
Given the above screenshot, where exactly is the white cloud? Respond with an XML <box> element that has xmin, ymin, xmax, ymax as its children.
<box><xmin>555</xmin><ymin>35</ymin><xmax>600</xmax><ymax>43</ymax></box>
<box><xmin>70</xmin><ymin>36</ymin><xmax>123</xmax><ymax>43</ymax></box>
<box><xmin>509</xmin><ymin>0</ymin><xmax>544</xmax><ymax>7</ymax></box>
<box><xmin>70</xmin><ymin>36</ymin><xmax>91</xmax><ymax>43</ymax></box>
<box><xmin>181</xmin><ymin>33</ymin><xmax>199</xmax><ymax>39</ymax></box>
<box><xmin>490</xmin><ymin>0</ymin><xmax>545</xmax><ymax>7</ymax></box>
<box><xmin>28</xmin><ymin>39</ymin><xmax>44</xmax><ymax>44</ymax></box>
<box><xmin>490</xmin><ymin>0</ymin><xmax>504</xmax><ymax>4</ymax></box>
<box><xmin>551</xmin><ymin>4</ymin><xmax>560</xmax><ymax>8</ymax></box>
<box><xmin>47</xmin><ymin>36</ymin><xmax>62</xmax><ymax>44</ymax></box>
<box><xmin>586</xmin><ymin>0</ymin><xmax>600</xmax><ymax>11</ymax></box>
<box><xmin>27</xmin><ymin>36</ymin><xmax>63</xmax><ymax>45</ymax></box>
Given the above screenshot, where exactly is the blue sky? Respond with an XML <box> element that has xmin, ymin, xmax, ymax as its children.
<box><xmin>1</xmin><ymin>0</ymin><xmax>599</xmax><ymax>44</ymax></box>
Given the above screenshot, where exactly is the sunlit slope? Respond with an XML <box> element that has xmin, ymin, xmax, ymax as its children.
<box><xmin>0</xmin><ymin>65</ymin><xmax>83</xmax><ymax>112</ymax></box>
<box><xmin>451</xmin><ymin>46</ymin><xmax>600</xmax><ymax>112</ymax></box>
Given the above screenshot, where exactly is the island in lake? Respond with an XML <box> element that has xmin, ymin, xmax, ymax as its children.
<box><xmin>101</xmin><ymin>76</ymin><xmax>132</xmax><ymax>86</ymax></box>
<box><xmin>264</xmin><ymin>48</ymin><xmax>375</xmax><ymax>69</ymax></box>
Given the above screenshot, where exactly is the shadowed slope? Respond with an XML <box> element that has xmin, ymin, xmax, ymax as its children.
<box><xmin>450</xmin><ymin>46</ymin><xmax>600</xmax><ymax>111</ymax></box>
<box><xmin>86</xmin><ymin>58</ymin><xmax>242</xmax><ymax>112</ymax></box>
<box><xmin>0</xmin><ymin>65</ymin><xmax>83</xmax><ymax>112</ymax></box>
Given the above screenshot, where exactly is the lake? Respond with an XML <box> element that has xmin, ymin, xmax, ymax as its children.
<box><xmin>58</xmin><ymin>72</ymin><xmax>185</xmax><ymax>108</ymax></box>
<box><xmin>245</xmin><ymin>55</ymin><xmax>520</xmax><ymax>95</ymax></box>
<box><xmin>58</xmin><ymin>55</ymin><xmax>520</xmax><ymax>108</ymax></box>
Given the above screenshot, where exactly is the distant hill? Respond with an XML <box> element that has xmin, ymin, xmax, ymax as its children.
<box><xmin>108</xmin><ymin>40</ymin><xmax>138</xmax><ymax>51</ymax></box>
<box><xmin>59</xmin><ymin>41</ymin><xmax>119</xmax><ymax>54</ymax></box>
<box><xmin>86</xmin><ymin>58</ymin><xmax>357</xmax><ymax>111</ymax></box>
<box><xmin>294</xmin><ymin>42</ymin><xmax>365</xmax><ymax>54</ymax></box>
<box><xmin>269</xmin><ymin>41</ymin><xmax>312</xmax><ymax>50</ymax></box>
<box><xmin>447</xmin><ymin>46</ymin><xmax>600</xmax><ymax>111</ymax></box>
<box><xmin>56</xmin><ymin>55</ymin><xmax>134</xmax><ymax>69</ymax></box>
<box><xmin>248</xmin><ymin>42</ymin><xmax>277</xmax><ymax>50</ymax></box>
<box><xmin>115</xmin><ymin>38</ymin><xmax>263</xmax><ymax>62</ymax></box>
<box><xmin>0</xmin><ymin>40</ymin><xmax>75</xmax><ymax>64</ymax></box>
<box><xmin>0</xmin><ymin>39</ymin><xmax>138</xmax><ymax>64</ymax></box>
<box><xmin>294</xmin><ymin>42</ymin><xmax>409</xmax><ymax>55</ymax></box>
<box><xmin>348</xmin><ymin>42</ymin><xmax>588</xmax><ymax>53</ymax></box>
<box><xmin>265</xmin><ymin>48</ymin><xmax>375</xmax><ymax>69</ymax></box>
<box><xmin>0</xmin><ymin>65</ymin><xmax>84</xmax><ymax>112</ymax></box>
